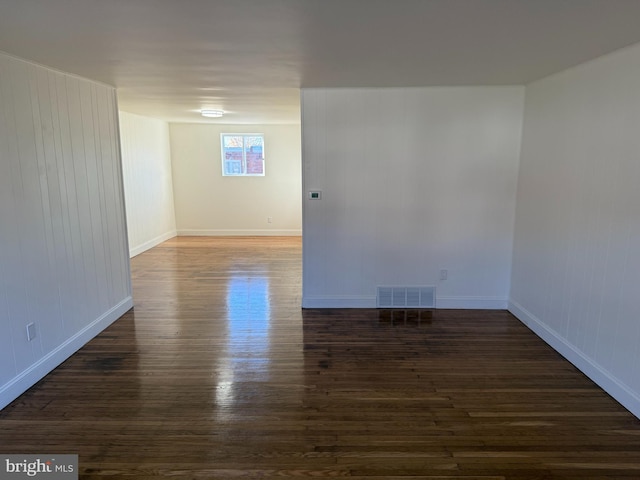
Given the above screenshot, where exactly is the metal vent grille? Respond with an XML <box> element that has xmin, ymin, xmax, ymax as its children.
<box><xmin>376</xmin><ymin>286</ymin><xmax>435</xmax><ymax>308</ymax></box>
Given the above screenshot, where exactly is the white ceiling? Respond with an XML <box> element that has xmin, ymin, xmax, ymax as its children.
<box><xmin>2</xmin><ymin>0</ymin><xmax>640</xmax><ymax>124</ymax></box>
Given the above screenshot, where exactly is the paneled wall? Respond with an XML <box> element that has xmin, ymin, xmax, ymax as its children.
<box><xmin>511</xmin><ymin>43</ymin><xmax>640</xmax><ymax>418</ymax></box>
<box><xmin>170</xmin><ymin>124</ymin><xmax>302</xmax><ymax>236</ymax></box>
<box><xmin>301</xmin><ymin>87</ymin><xmax>524</xmax><ymax>308</ymax></box>
<box><xmin>0</xmin><ymin>53</ymin><xmax>132</xmax><ymax>410</ymax></box>
<box><xmin>119</xmin><ymin>111</ymin><xmax>176</xmax><ymax>257</ymax></box>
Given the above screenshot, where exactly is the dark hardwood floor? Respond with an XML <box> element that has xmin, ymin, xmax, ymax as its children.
<box><xmin>1</xmin><ymin>236</ymin><xmax>639</xmax><ymax>479</ymax></box>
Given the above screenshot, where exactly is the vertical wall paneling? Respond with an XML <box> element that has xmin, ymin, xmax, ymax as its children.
<box><xmin>170</xmin><ymin>123</ymin><xmax>302</xmax><ymax>236</ymax></box>
<box><xmin>0</xmin><ymin>63</ymin><xmax>18</xmax><ymax>386</ymax></box>
<box><xmin>32</xmin><ymin>66</ymin><xmax>66</xmax><ymax>353</ymax></box>
<box><xmin>119</xmin><ymin>111</ymin><xmax>176</xmax><ymax>257</ymax></box>
<box><xmin>66</xmin><ymin>76</ymin><xmax>99</xmax><ymax>317</ymax></box>
<box><xmin>107</xmin><ymin>105</ymin><xmax>130</xmax><ymax>297</ymax></box>
<box><xmin>1</xmin><ymin>57</ymin><xmax>32</xmax><ymax>376</ymax></box>
<box><xmin>110</xmin><ymin>107</ymin><xmax>132</xmax><ymax>297</ymax></box>
<box><xmin>510</xmin><ymin>42</ymin><xmax>640</xmax><ymax>419</ymax></box>
<box><xmin>0</xmin><ymin>52</ymin><xmax>132</xmax><ymax>411</ymax></box>
<box><xmin>301</xmin><ymin>87</ymin><xmax>525</xmax><ymax>308</ymax></box>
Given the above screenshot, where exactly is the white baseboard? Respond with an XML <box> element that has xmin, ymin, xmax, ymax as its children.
<box><xmin>177</xmin><ymin>229</ymin><xmax>302</xmax><ymax>237</ymax></box>
<box><xmin>301</xmin><ymin>295</ymin><xmax>507</xmax><ymax>310</ymax></box>
<box><xmin>129</xmin><ymin>230</ymin><xmax>177</xmax><ymax>257</ymax></box>
<box><xmin>0</xmin><ymin>296</ymin><xmax>134</xmax><ymax>411</ymax></box>
<box><xmin>436</xmin><ymin>296</ymin><xmax>507</xmax><ymax>309</ymax></box>
<box><xmin>509</xmin><ymin>298</ymin><xmax>640</xmax><ymax>420</ymax></box>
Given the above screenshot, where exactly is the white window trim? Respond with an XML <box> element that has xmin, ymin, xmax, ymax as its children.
<box><xmin>220</xmin><ymin>133</ymin><xmax>265</xmax><ymax>177</ymax></box>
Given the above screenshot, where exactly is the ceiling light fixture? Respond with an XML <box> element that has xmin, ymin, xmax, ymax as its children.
<box><xmin>201</xmin><ymin>109</ymin><xmax>224</xmax><ymax>118</ymax></box>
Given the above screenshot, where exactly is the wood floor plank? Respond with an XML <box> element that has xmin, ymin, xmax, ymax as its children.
<box><xmin>1</xmin><ymin>236</ymin><xmax>639</xmax><ymax>479</ymax></box>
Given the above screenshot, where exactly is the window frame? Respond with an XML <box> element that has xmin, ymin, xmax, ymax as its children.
<box><xmin>220</xmin><ymin>133</ymin><xmax>265</xmax><ymax>177</ymax></box>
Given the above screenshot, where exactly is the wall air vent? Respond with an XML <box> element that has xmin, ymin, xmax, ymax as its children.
<box><xmin>376</xmin><ymin>286</ymin><xmax>436</xmax><ymax>308</ymax></box>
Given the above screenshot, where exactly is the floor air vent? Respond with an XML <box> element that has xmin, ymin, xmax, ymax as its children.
<box><xmin>376</xmin><ymin>286</ymin><xmax>436</xmax><ymax>308</ymax></box>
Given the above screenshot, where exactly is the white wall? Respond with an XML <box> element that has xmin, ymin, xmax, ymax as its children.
<box><xmin>170</xmin><ymin>124</ymin><xmax>302</xmax><ymax>236</ymax></box>
<box><xmin>119</xmin><ymin>111</ymin><xmax>176</xmax><ymax>256</ymax></box>
<box><xmin>301</xmin><ymin>87</ymin><xmax>524</xmax><ymax>308</ymax></box>
<box><xmin>0</xmin><ymin>53</ymin><xmax>132</xmax><ymax>410</ymax></box>
<box><xmin>510</xmin><ymin>43</ymin><xmax>640</xmax><ymax>418</ymax></box>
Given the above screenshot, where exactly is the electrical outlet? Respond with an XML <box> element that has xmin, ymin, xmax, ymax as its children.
<box><xmin>267</xmin><ymin>217</ymin><xmax>272</xmax><ymax>223</ymax></box>
<box><xmin>439</xmin><ymin>269</ymin><xmax>448</xmax><ymax>281</ymax></box>
<box><xmin>26</xmin><ymin>323</ymin><xmax>36</xmax><ymax>341</ymax></box>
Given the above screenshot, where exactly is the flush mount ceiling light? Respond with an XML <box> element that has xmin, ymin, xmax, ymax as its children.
<box><xmin>201</xmin><ymin>109</ymin><xmax>224</xmax><ymax>118</ymax></box>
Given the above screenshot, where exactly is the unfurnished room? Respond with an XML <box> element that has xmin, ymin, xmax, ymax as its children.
<box><xmin>1</xmin><ymin>1</ymin><xmax>640</xmax><ymax>478</ymax></box>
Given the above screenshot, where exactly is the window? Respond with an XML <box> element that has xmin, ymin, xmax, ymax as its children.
<box><xmin>221</xmin><ymin>134</ymin><xmax>265</xmax><ymax>176</ymax></box>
